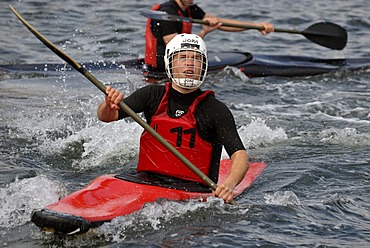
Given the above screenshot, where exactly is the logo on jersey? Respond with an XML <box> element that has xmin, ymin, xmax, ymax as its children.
<box><xmin>175</xmin><ymin>110</ymin><xmax>185</xmax><ymax>117</ymax></box>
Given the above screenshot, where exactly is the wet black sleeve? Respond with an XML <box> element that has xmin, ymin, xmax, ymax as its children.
<box><xmin>153</xmin><ymin>4</ymin><xmax>182</xmax><ymax>37</ymax></box>
<box><xmin>118</xmin><ymin>85</ymin><xmax>165</xmax><ymax>123</ymax></box>
<box><xmin>196</xmin><ymin>96</ymin><xmax>246</xmax><ymax>157</ymax></box>
<box><xmin>152</xmin><ymin>4</ymin><xmax>205</xmax><ymax>37</ymax></box>
<box><xmin>190</xmin><ymin>4</ymin><xmax>206</xmax><ymax>20</ymax></box>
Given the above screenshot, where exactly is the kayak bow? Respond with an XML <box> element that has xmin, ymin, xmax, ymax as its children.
<box><xmin>31</xmin><ymin>160</ymin><xmax>267</xmax><ymax>235</ymax></box>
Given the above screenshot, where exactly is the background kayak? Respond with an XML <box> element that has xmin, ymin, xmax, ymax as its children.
<box><xmin>0</xmin><ymin>0</ymin><xmax>369</xmax><ymax>247</ymax></box>
<box><xmin>1</xmin><ymin>52</ymin><xmax>370</xmax><ymax>79</ymax></box>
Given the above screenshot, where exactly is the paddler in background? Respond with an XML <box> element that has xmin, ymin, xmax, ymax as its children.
<box><xmin>144</xmin><ymin>0</ymin><xmax>274</xmax><ymax>72</ymax></box>
<box><xmin>97</xmin><ymin>34</ymin><xmax>249</xmax><ymax>203</ymax></box>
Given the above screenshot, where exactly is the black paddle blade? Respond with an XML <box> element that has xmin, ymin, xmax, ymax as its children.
<box><xmin>302</xmin><ymin>22</ymin><xmax>348</xmax><ymax>50</ymax></box>
<box><xmin>141</xmin><ymin>10</ymin><xmax>193</xmax><ymax>23</ymax></box>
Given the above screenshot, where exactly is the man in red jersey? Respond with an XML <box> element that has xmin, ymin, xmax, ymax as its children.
<box><xmin>98</xmin><ymin>34</ymin><xmax>248</xmax><ymax>203</ymax></box>
<box><xmin>145</xmin><ymin>0</ymin><xmax>274</xmax><ymax>71</ymax></box>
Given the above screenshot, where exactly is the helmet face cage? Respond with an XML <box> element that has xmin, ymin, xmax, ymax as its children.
<box><xmin>165</xmin><ymin>34</ymin><xmax>208</xmax><ymax>89</ymax></box>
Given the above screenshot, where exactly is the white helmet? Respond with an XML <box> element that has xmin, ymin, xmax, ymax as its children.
<box><xmin>164</xmin><ymin>34</ymin><xmax>208</xmax><ymax>89</ymax></box>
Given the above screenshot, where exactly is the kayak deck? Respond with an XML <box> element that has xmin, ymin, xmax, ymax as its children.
<box><xmin>31</xmin><ymin>159</ymin><xmax>267</xmax><ymax>235</ymax></box>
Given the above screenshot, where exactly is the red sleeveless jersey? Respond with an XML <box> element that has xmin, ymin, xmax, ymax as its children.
<box><xmin>137</xmin><ymin>83</ymin><xmax>215</xmax><ymax>183</ymax></box>
<box><xmin>145</xmin><ymin>5</ymin><xmax>193</xmax><ymax>68</ymax></box>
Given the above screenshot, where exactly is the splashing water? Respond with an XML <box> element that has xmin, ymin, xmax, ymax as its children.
<box><xmin>96</xmin><ymin>197</ymin><xmax>232</xmax><ymax>242</ymax></box>
<box><xmin>30</xmin><ymin>117</ymin><xmax>143</xmax><ymax>171</ymax></box>
<box><xmin>319</xmin><ymin>127</ymin><xmax>370</xmax><ymax>146</ymax></box>
<box><xmin>0</xmin><ymin>176</ymin><xmax>66</xmax><ymax>229</ymax></box>
<box><xmin>264</xmin><ymin>191</ymin><xmax>301</xmax><ymax>206</ymax></box>
<box><xmin>238</xmin><ymin>117</ymin><xmax>288</xmax><ymax>149</ymax></box>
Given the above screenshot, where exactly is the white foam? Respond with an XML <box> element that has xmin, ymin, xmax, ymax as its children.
<box><xmin>0</xmin><ymin>176</ymin><xmax>66</xmax><ymax>228</ymax></box>
<box><xmin>319</xmin><ymin>127</ymin><xmax>370</xmax><ymax>145</ymax></box>
<box><xmin>96</xmin><ymin>197</ymin><xmax>228</xmax><ymax>242</ymax></box>
<box><xmin>238</xmin><ymin>117</ymin><xmax>288</xmax><ymax>149</ymax></box>
<box><xmin>264</xmin><ymin>191</ymin><xmax>301</xmax><ymax>206</ymax></box>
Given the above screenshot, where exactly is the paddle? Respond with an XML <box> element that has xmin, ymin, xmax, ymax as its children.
<box><xmin>9</xmin><ymin>5</ymin><xmax>237</xmax><ymax>206</ymax></box>
<box><xmin>141</xmin><ymin>10</ymin><xmax>348</xmax><ymax>50</ymax></box>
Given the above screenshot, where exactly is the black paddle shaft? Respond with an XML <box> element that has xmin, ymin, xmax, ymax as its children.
<box><xmin>141</xmin><ymin>10</ymin><xmax>348</xmax><ymax>50</ymax></box>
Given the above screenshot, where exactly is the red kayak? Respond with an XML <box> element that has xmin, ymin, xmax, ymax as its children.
<box><xmin>31</xmin><ymin>159</ymin><xmax>267</xmax><ymax>235</ymax></box>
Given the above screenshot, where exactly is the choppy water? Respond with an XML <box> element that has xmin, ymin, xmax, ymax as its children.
<box><xmin>1</xmin><ymin>0</ymin><xmax>370</xmax><ymax>247</ymax></box>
